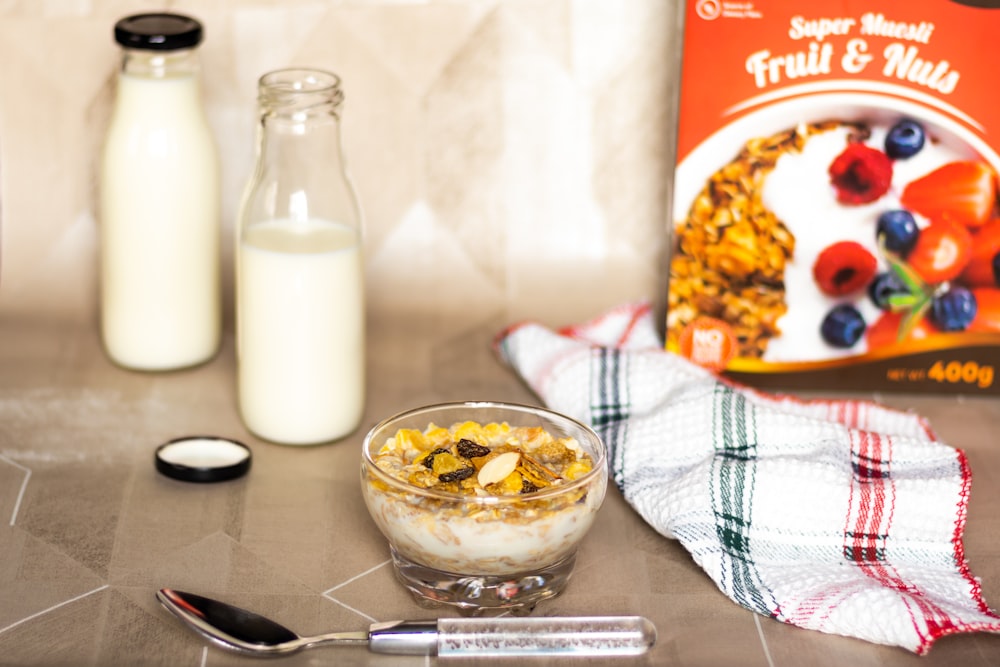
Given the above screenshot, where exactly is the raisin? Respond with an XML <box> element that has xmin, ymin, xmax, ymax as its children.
<box><xmin>422</xmin><ymin>447</ymin><xmax>450</xmax><ymax>469</ymax></box>
<box><xmin>438</xmin><ymin>467</ymin><xmax>475</xmax><ymax>483</ymax></box>
<box><xmin>456</xmin><ymin>439</ymin><xmax>490</xmax><ymax>459</ymax></box>
<box><xmin>520</xmin><ymin>478</ymin><xmax>540</xmax><ymax>494</ymax></box>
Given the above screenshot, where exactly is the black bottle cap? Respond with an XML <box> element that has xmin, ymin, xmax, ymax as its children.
<box><xmin>114</xmin><ymin>13</ymin><xmax>203</xmax><ymax>51</ymax></box>
<box><xmin>155</xmin><ymin>436</ymin><xmax>251</xmax><ymax>483</ymax></box>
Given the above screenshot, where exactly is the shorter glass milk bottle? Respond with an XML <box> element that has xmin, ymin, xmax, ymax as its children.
<box><xmin>100</xmin><ymin>13</ymin><xmax>221</xmax><ymax>370</ymax></box>
<box><xmin>236</xmin><ymin>69</ymin><xmax>365</xmax><ymax>445</ymax></box>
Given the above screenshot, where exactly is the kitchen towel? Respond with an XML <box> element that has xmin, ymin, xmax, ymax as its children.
<box><xmin>494</xmin><ymin>301</ymin><xmax>1000</xmax><ymax>654</ymax></box>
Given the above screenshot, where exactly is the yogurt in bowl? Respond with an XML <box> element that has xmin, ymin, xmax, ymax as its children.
<box><xmin>360</xmin><ymin>401</ymin><xmax>608</xmax><ymax>615</ymax></box>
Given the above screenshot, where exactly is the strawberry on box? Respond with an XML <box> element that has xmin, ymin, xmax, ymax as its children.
<box><xmin>901</xmin><ymin>161</ymin><xmax>998</xmax><ymax>228</ymax></box>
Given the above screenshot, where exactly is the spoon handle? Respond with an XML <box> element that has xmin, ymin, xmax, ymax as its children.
<box><xmin>368</xmin><ymin>616</ymin><xmax>656</xmax><ymax>657</ymax></box>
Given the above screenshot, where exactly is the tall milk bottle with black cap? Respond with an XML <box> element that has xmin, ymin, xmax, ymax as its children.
<box><xmin>100</xmin><ymin>13</ymin><xmax>221</xmax><ymax>370</ymax></box>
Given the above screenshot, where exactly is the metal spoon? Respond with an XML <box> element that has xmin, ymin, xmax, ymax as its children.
<box><xmin>157</xmin><ymin>588</ymin><xmax>656</xmax><ymax>657</ymax></box>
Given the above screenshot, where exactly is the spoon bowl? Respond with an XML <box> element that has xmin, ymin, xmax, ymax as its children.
<box><xmin>157</xmin><ymin>589</ymin><xmax>368</xmax><ymax>655</ymax></box>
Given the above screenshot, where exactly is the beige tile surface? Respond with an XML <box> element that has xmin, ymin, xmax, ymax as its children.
<box><xmin>0</xmin><ymin>313</ymin><xmax>999</xmax><ymax>666</ymax></box>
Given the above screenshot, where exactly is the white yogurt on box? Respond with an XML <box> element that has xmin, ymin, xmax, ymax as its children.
<box><xmin>761</xmin><ymin>122</ymin><xmax>975</xmax><ymax>362</ymax></box>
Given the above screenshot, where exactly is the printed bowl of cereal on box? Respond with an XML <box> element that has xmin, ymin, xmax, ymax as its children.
<box><xmin>361</xmin><ymin>401</ymin><xmax>608</xmax><ymax>615</ymax></box>
<box><xmin>668</xmin><ymin>92</ymin><xmax>1000</xmax><ymax>370</ymax></box>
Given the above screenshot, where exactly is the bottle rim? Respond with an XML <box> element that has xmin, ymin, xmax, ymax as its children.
<box><xmin>258</xmin><ymin>68</ymin><xmax>344</xmax><ymax>115</ymax></box>
<box><xmin>259</xmin><ymin>68</ymin><xmax>341</xmax><ymax>93</ymax></box>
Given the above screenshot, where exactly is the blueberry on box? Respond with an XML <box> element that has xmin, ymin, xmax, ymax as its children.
<box><xmin>930</xmin><ymin>287</ymin><xmax>978</xmax><ymax>331</ymax></box>
<box><xmin>885</xmin><ymin>119</ymin><xmax>926</xmax><ymax>159</ymax></box>
<box><xmin>821</xmin><ymin>304</ymin><xmax>866</xmax><ymax>348</ymax></box>
<box><xmin>868</xmin><ymin>271</ymin><xmax>910</xmax><ymax>310</ymax></box>
<box><xmin>876</xmin><ymin>209</ymin><xmax>919</xmax><ymax>256</ymax></box>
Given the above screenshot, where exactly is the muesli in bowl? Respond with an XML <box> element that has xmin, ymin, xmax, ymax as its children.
<box><xmin>360</xmin><ymin>401</ymin><xmax>608</xmax><ymax>615</ymax></box>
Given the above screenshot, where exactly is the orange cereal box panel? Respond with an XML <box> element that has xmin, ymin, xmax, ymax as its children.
<box><xmin>666</xmin><ymin>0</ymin><xmax>1000</xmax><ymax>393</ymax></box>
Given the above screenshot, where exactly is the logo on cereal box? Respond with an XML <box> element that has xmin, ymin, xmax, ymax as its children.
<box><xmin>696</xmin><ymin>0</ymin><xmax>722</xmax><ymax>21</ymax></box>
<box><xmin>678</xmin><ymin>317</ymin><xmax>738</xmax><ymax>371</ymax></box>
<box><xmin>697</xmin><ymin>1</ymin><xmax>762</xmax><ymax>20</ymax></box>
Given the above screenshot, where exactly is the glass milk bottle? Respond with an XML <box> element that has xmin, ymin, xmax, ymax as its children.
<box><xmin>100</xmin><ymin>13</ymin><xmax>221</xmax><ymax>370</ymax></box>
<box><xmin>236</xmin><ymin>69</ymin><xmax>365</xmax><ymax>445</ymax></box>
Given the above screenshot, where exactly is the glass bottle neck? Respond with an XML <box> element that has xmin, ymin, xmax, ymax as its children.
<box><xmin>241</xmin><ymin>68</ymin><xmax>360</xmax><ymax>231</ymax></box>
<box><xmin>121</xmin><ymin>47</ymin><xmax>200</xmax><ymax>79</ymax></box>
<box><xmin>253</xmin><ymin>68</ymin><xmax>347</xmax><ymax>183</ymax></box>
<box><xmin>257</xmin><ymin>69</ymin><xmax>343</xmax><ymax>125</ymax></box>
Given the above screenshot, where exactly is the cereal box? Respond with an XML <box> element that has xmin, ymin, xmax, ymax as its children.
<box><xmin>666</xmin><ymin>0</ymin><xmax>1000</xmax><ymax>393</ymax></box>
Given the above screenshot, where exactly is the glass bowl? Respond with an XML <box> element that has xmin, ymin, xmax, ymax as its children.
<box><xmin>360</xmin><ymin>401</ymin><xmax>608</xmax><ymax>616</ymax></box>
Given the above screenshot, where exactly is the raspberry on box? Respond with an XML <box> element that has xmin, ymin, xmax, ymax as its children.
<box><xmin>812</xmin><ymin>241</ymin><xmax>878</xmax><ymax>296</ymax></box>
<box><xmin>828</xmin><ymin>142</ymin><xmax>893</xmax><ymax>205</ymax></box>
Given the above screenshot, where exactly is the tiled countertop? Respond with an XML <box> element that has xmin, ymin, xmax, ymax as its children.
<box><xmin>1</xmin><ymin>311</ymin><xmax>999</xmax><ymax>666</ymax></box>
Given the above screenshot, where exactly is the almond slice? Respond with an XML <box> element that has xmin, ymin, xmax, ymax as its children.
<box><xmin>477</xmin><ymin>451</ymin><xmax>520</xmax><ymax>487</ymax></box>
<box><xmin>520</xmin><ymin>452</ymin><xmax>561</xmax><ymax>481</ymax></box>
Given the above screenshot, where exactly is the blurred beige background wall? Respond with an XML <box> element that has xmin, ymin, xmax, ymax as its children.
<box><xmin>0</xmin><ymin>0</ymin><xmax>681</xmax><ymax>332</ymax></box>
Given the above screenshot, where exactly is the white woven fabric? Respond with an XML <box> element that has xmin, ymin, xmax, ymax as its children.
<box><xmin>495</xmin><ymin>302</ymin><xmax>1000</xmax><ymax>654</ymax></box>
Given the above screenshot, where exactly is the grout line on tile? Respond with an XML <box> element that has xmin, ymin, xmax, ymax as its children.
<box><xmin>322</xmin><ymin>559</ymin><xmax>392</xmax><ymax>594</ymax></box>
<box><xmin>0</xmin><ymin>584</ymin><xmax>108</xmax><ymax>636</ymax></box>
<box><xmin>322</xmin><ymin>593</ymin><xmax>378</xmax><ymax>624</ymax></box>
<box><xmin>319</xmin><ymin>559</ymin><xmax>392</xmax><ymax>623</ymax></box>
<box><xmin>753</xmin><ymin>613</ymin><xmax>776</xmax><ymax>667</ymax></box>
<box><xmin>0</xmin><ymin>454</ymin><xmax>32</xmax><ymax>527</ymax></box>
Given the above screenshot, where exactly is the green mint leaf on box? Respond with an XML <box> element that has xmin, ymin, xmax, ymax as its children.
<box><xmin>878</xmin><ymin>236</ymin><xmax>935</xmax><ymax>343</ymax></box>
